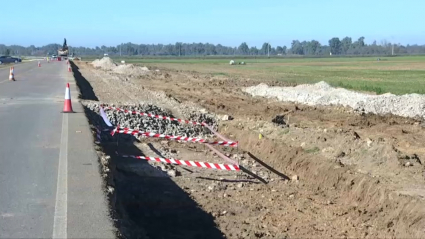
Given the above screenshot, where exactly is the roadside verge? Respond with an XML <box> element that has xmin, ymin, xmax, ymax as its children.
<box><xmin>66</xmin><ymin>61</ymin><xmax>116</xmax><ymax>238</ymax></box>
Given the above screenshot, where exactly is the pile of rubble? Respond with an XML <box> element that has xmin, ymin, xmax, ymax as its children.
<box><xmin>91</xmin><ymin>57</ymin><xmax>150</xmax><ymax>77</ymax></box>
<box><xmin>84</xmin><ymin>102</ymin><xmax>218</xmax><ymax>140</ymax></box>
<box><xmin>113</xmin><ymin>64</ymin><xmax>150</xmax><ymax>77</ymax></box>
<box><xmin>91</xmin><ymin>57</ymin><xmax>117</xmax><ymax>70</ymax></box>
<box><xmin>244</xmin><ymin>81</ymin><xmax>425</xmax><ymax>120</ymax></box>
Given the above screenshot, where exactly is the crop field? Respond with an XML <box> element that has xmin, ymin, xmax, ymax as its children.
<box><xmin>93</xmin><ymin>55</ymin><xmax>425</xmax><ymax>95</ymax></box>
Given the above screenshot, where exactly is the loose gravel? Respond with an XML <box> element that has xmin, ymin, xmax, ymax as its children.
<box><xmin>84</xmin><ymin>102</ymin><xmax>218</xmax><ymax>142</ymax></box>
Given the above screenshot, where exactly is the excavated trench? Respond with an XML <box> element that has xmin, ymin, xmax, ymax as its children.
<box><xmin>72</xmin><ymin>61</ymin><xmax>228</xmax><ymax>238</ymax></box>
<box><xmin>86</xmin><ymin>106</ymin><xmax>227</xmax><ymax>238</ymax></box>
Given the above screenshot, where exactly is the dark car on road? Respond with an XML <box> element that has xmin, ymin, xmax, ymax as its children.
<box><xmin>0</xmin><ymin>56</ymin><xmax>22</xmax><ymax>64</ymax></box>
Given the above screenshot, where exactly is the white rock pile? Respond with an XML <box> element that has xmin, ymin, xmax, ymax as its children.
<box><xmin>244</xmin><ymin>81</ymin><xmax>425</xmax><ymax>120</ymax></box>
<box><xmin>113</xmin><ymin>64</ymin><xmax>149</xmax><ymax>77</ymax></box>
<box><xmin>91</xmin><ymin>57</ymin><xmax>117</xmax><ymax>70</ymax></box>
<box><xmin>91</xmin><ymin>57</ymin><xmax>149</xmax><ymax>76</ymax></box>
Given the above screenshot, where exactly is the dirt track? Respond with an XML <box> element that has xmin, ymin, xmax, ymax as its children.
<box><xmin>73</xmin><ymin>60</ymin><xmax>425</xmax><ymax>239</ymax></box>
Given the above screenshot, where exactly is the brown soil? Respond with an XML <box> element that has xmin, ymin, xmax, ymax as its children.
<box><xmin>73</xmin><ymin>61</ymin><xmax>425</xmax><ymax>239</ymax></box>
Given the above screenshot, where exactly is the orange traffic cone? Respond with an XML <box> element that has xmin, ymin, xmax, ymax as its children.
<box><xmin>9</xmin><ymin>67</ymin><xmax>15</xmax><ymax>81</ymax></box>
<box><xmin>38</xmin><ymin>61</ymin><xmax>41</xmax><ymax>67</ymax></box>
<box><xmin>62</xmin><ymin>83</ymin><xmax>74</xmax><ymax>113</ymax></box>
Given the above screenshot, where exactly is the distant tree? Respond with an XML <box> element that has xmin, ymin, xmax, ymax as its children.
<box><xmin>238</xmin><ymin>42</ymin><xmax>249</xmax><ymax>55</ymax></box>
<box><xmin>175</xmin><ymin>42</ymin><xmax>183</xmax><ymax>56</ymax></box>
<box><xmin>3</xmin><ymin>38</ymin><xmax>425</xmax><ymax>57</ymax></box>
<box><xmin>215</xmin><ymin>44</ymin><xmax>225</xmax><ymax>55</ymax></box>
<box><xmin>205</xmin><ymin>43</ymin><xmax>217</xmax><ymax>55</ymax></box>
<box><xmin>5</xmin><ymin>49</ymin><xmax>10</xmax><ymax>56</ymax></box>
<box><xmin>380</xmin><ymin>39</ymin><xmax>389</xmax><ymax>47</ymax></box>
<box><xmin>348</xmin><ymin>36</ymin><xmax>366</xmax><ymax>54</ymax></box>
<box><xmin>312</xmin><ymin>40</ymin><xmax>321</xmax><ymax>54</ymax></box>
<box><xmin>261</xmin><ymin>43</ymin><xmax>270</xmax><ymax>55</ymax></box>
<box><xmin>317</xmin><ymin>45</ymin><xmax>331</xmax><ymax>55</ymax></box>
<box><xmin>291</xmin><ymin>40</ymin><xmax>303</xmax><ymax>55</ymax></box>
<box><xmin>304</xmin><ymin>40</ymin><xmax>320</xmax><ymax>55</ymax></box>
<box><xmin>328</xmin><ymin>37</ymin><xmax>342</xmax><ymax>55</ymax></box>
<box><xmin>300</xmin><ymin>41</ymin><xmax>308</xmax><ymax>53</ymax></box>
<box><xmin>163</xmin><ymin>44</ymin><xmax>174</xmax><ymax>55</ymax></box>
<box><xmin>127</xmin><ymin>45</ymin><xmax>135</xmax><ymax>55</ymax></box>
<box><xmin>358</xmin><ymin>36</ymin><xmax>365</xmax><ymax>47</ymax></box>
<box><xmin>249</xmin><ymin>47</ymin><xmax>258</xmax><ymax>55</ymax></box>
<box><xmin>341</xmin><ymin>37</ymin><xmax>352</xmax><ymax>54</ymax></box>
<box><xmin>276</xmin><ymin>46</ymin><xmax>284</xmax><ymax>54</ymax></box>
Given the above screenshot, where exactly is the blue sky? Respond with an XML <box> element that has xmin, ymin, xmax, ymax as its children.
<box><xmin>1</xmin><ymin>0</ymin><xmax>424</xmax><ymax>48</ymax></box>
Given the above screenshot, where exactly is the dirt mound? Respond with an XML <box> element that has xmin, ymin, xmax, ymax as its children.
<box><xmin>91</xmin><ymin>57</ymin><xmax>117</xmax><ymax>70</ymax></box>
<box><xmin>113</xmin><ymin>64</ymin><xmax>149</xmax><ymax>77</ymax></box>
<box><xmin>91</xmin><ymin>57</ymin><xmax>150</xmax><ymax>78</ymax></box>
<box><xmin>244</xmin><ymin>81</ymin><xmax>425</xmax><ymax>120</ymax></box>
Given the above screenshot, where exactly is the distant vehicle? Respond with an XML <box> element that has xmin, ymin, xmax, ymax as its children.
<box><xmin>51</xmin><ymin>54</ymin><xmax>58</xmax><ymax>58</ymax></box>
<box><xmin>58</xmin><ymin>38</ymin><xmax>69</xmax><ymax>59</ymax></box>
<box><xmin>0</xmin><ymin>56</ymin><xmax>22</xmax><ymax>64</ymax></box>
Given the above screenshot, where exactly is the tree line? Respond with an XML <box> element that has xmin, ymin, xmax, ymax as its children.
<box><xmin>1</xmin><ymin>36</ymin><xmax>425</xmax><ymax>56</ymax></box>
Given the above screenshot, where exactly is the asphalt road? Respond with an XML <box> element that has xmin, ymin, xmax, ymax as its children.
<box><xmin>0</xmin><ymin>61</ymin><xmax>114</xmax><ymax>238</ymax></box>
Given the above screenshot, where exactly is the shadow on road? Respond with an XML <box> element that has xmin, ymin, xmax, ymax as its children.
<box><xmin>70</xmin><ymin>61</ymin><xmax>99</xmax><ymax>101</ymax></box>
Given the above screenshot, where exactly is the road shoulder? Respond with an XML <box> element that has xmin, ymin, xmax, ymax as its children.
<box><xmin>66</xmin><ymin>74</ymin><xmax>116</xmax><ymax>238</ymax></box>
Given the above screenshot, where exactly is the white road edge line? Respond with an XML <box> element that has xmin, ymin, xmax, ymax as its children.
<box><xmin>53</xmin><ymin>114</ymin><xmax>68</xmax><ymax>238</ymax></box>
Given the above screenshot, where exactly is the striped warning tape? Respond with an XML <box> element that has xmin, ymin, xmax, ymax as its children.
<box><xmin>111</xmin><ymin>126</ymin><xmax>238</xmax><ymax>147</ymax></box>
<box><xmin>111</xmin><ymin>126</ymin><xmax>144</xmax><ymax>136</ymax></box>
<box><xmin>102</xmin><ymin>106</ymin><xmax>236</xmax><ymax>145</ymax></box>
<box><xmin>116</xmin><ymin>152</ymin><xmax>240</xmax><ymax>171</ymax></box>
<box><xmin>105</xmin><ymin>106</ymin><xmax>207</xmax><ymax>126</ymax></box>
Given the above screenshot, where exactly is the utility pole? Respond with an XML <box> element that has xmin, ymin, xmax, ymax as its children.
<box><xmin>120</xmin><ymin>43</ymin><xmax>122</xmax><ymax>56</ymax></box>
<box><xmin>390</xmin><ymin>36</ymin><xmax>395</xmax><ymax>56</ymax></box>
<box><xmin>267</xmin><ymin>42</ymin><xmax>270</xmax><ymax>57</ymax></box>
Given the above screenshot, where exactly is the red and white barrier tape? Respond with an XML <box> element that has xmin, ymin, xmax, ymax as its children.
<box><xmin>205</xmin><ymin>144</ymin><xmax>238</xmax><ymax>165</ymax></box>
<box><xmin>112</xmin><ymin>127</ymin><xmax>144</xmax><ymax>136</ymax></box>
<box><xmin>111</xmin><ymin>126</ymin><xmax>238</xmax><ymax>147</ymax></box>
<box><xmin>204</xmin><ymin>124</ymin><xmax>232</xmax><ymax>142</ymax></box>
<box><xmin>102</xmin><ymin>106</ymin><xmax>237</xmax><ymax>146</ymax></box>
<box><xmin>117</xmin><ymin>153</ymin><xmax>240</xmax><ymax>171</ymax></box>
<box><xmin>105</xmin><ymin>106</ymin><xmax>206</xmax><ymax>126</ymax></box>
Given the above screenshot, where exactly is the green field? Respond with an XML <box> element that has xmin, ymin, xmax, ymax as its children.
<box><xmin>87</xmin><ymin>56</ymin><xmax>425</xmax><ymax>95</ymax></box>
